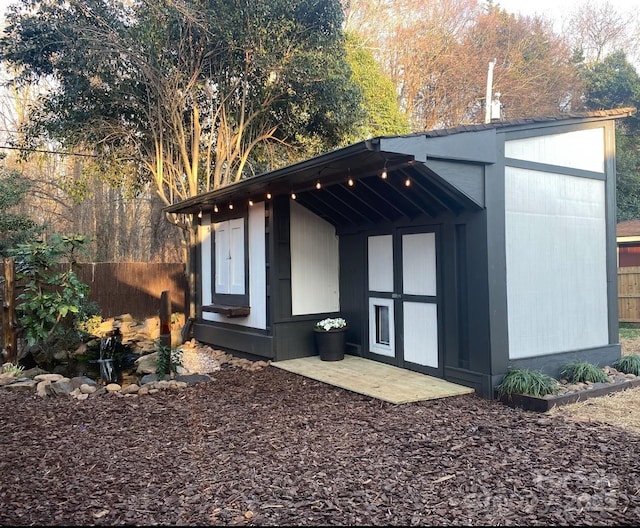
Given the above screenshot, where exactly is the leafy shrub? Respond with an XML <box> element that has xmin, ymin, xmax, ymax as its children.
<box><xmin>76</xmin><ymin>313</ymin><xmax>104</xmax><ymax>337</ymax></box>
<box><xmin>1</xmin><ymin>362</ymin><xmax>24</xmax><ymax>376</ymax></box>
<box><xmin>155</xmin><ymin>342</ymin><xmax>183</xmax><ymax>380</ymax></box>
<box><xmin>612</xmin><ymin>354</ymin><xmax>640</xmax><ymax>376</ymax></box>
<box><xmin>496</xmin><ymin>368</ymin><xmax>559</xmax><ymax>399</ymax></box>
<box><xmin>559</xmin><ymin>361</ymin><xmax>610</xmax><ymax>384</ymax></box>
<box><xmin>9</xmin><ymin>234</ymin><xmax>94</xmax><ymax>351</ymax></box>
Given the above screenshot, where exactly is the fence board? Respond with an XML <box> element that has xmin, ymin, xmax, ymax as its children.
<box><xmin>619</xmin><ymin>266</ymin><xmax>640</xmax><ymax>322</ymax></box>
<box><xmin>1</xmin><ymin>262</ymin><xmax>188</xmax><ymax>320</ymax></box>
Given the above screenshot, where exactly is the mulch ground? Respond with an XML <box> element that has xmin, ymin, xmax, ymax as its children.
<box><xmin>1</xmin><ymin>365</ymin><xmax>640</xmax><ymax>526</ymax></box>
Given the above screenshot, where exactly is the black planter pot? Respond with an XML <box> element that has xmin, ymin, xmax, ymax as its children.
<box><xmin>314</xmin><ymin>328</ymin><xmax>347</xmax><ymax>361</ymax></box>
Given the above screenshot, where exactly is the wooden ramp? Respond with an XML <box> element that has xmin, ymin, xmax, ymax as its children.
<box><xmin>272</xmin><ymin>355</ymin><xmax>475</xmax><ymax>404</ymax></box>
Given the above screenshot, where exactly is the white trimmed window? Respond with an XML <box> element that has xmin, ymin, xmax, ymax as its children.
<box><xmin>212</xmin><ymin>217</ymin><xmax>248</xmax><ymax>305</ymax></box>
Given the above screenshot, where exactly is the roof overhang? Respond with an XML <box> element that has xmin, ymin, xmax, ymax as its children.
<box><xmin>165</xmin><ymin>137</ymin><xmax>483</xmax><ymax>228</ymax></box>
<box><xmin>165</xmin><ymin>108</ymin><xmax>637</xmax><ymax>229</ymax></box>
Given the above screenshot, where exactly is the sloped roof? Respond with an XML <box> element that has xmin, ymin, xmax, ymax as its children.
<box><xmin>166</xmin><ymin>108</ymin><xmax>636</xmax><ymax>227</ymax></box>
<box><xmin>617</xmin><ymin>219</ymin><xmax>640</xmax><ymax>237</ymax></box>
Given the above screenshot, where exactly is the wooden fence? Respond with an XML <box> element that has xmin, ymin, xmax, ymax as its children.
<box><xmin>619</xmin><ymin>266</ymin><xmax>640</xmax><ymax>323</ymax></box>
<box><xmin>0</xmin><ymin>262</ymin><xmax>188</xmax><ymax>320</ymax></box>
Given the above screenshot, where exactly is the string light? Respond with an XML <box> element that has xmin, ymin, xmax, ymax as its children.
<box><xmin>228</xmin><ymin>203</ymin><xmax>234</xmax><ymax>210</ymax></box>
<box><xmin>405</xmin><ymin>178</ymin><xmax>411</xmax><ymax>187</ymax></box>
<box><xmin>198</xmin><ymin>209</ymin><xmax>203</xmax><ymax>218</ymax></box>
<box><xmin>381</xmin><ymin>168</ymin><xmax>387</xmax><ymax>179</ymax></box>
<box><xmin>348</xmin><ymin>177</ymin><xmax>354</xmax><ymax>187</ymax></box>
<box><xmin>249</xmin><ymin>199</ymin><xmax>254</xmax><ymax>206</ymax></box>
<box><xmin>291</xmin><ymin>192</ymin><xmax>297</xmax><ymax>200</ymax></box>
<box><xmin>214</xmin><ymin>204</ymin><xmax>219</xmax><ymax>213</ymax></box>
<box><xmin>266</xmin><ymin>192</ymin><xmax>272</xmax><ymax>200</ymax></box>
<box><xmin>315</xmin><ymin>181</ymin><xmax>322</xmax><ymax>190</ymax></box>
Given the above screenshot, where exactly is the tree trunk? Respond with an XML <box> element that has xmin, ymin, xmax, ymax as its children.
<box><xmin>2</xmin><ymin>258</ymin><xmax>17</xmax><ymax>364</ymax></box>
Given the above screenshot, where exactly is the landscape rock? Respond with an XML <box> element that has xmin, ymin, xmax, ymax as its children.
<box><xmin>0</xmin><ymin>314</ymin><xmax>268</xmax><ymax>400</ymax></box>
<box><xmin>5</xmin><ymin>379</ymin><xmax>38</xmax><ymax>392</ymax></box>
<box><xmin>134</xmin><ymin>352</ymin><xmax>158</xmax><ymax>374</ymax></box>
<box><xmin>48</xmin><ymin>379</ymin><xmax>73</xmax><ymax>396</ymax></box>
<box><xmin>36</xmin><ymin>380</ymin><xmax>51</xmax><ymax>398</ymax></box>
<box><xmin>34</xmin><ymin>373</ymin><xmax>64</xmax><ymax>382</ymax></box>
<box><xmin>80</xmin><ymin>383</ymin><xmax>97</xmax><ymax>394</ymax></box>
<box><xmin>0</xmin><ymin>373</ymin><xmax>19</xmax><ymax>386</ymax></box>
<box><xmin>121</xmin><ymin>384</ymin><xmax>140</xmax><ymax>394</ymax></box>
<box><xmin>70</xmin><ymin>376</ymin><xmax>97</xmax><ymax>390</ymax></box>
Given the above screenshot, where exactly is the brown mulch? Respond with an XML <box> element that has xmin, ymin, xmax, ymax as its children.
<box><xmin>1</xmin><ymin>366</ymin><xmax>640</xmax><ymax>526</ymax></box>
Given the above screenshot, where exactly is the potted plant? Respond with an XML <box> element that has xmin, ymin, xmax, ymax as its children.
<box><xmin>314</xmin><ymin>317</ymin><xmax>347</xmax><ymax>361</ymax></box>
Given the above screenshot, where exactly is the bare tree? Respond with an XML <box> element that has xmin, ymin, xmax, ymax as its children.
<box><xmin>564</xmin><ymin>0</ymin><xmax>640</xmax><ymax>65</ymax></box>
<box><xmin>344</xmin><ymin>0</ymin><xmax>580</xmax><ymax>129</ymax></box>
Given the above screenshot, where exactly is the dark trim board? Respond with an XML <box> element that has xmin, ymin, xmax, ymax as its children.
<box><xmin>444</xmin><ymin>366</ymin><xmax>493</xmax><ymax>399</ymax></box>
<box><xmin>193</xmin><ymin>322</ymin><xmax>274</xmax><ymax>359</ymax></box>
<box><xmin>202</xmin><ymin>305</ymin><xmax>251</xmax><ymax>317</ymax></box>
<box><xmin>505</xmin><ymin>344</ymin><xmax>622</xmax><ymax>380</ymax></box>
<box><xmin>500</xmin><ymin>378</ymin><xmax>640</xmax><ymax>412</ymax></box>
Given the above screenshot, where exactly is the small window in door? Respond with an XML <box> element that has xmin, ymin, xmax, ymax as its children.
<box><xmin>375</xmin><ymin>305</ymin><xmax>390</xmax><ymax>345</ymax></box>
<box><xmin>369</xmin><ymin>297</ymin><xmax>395</xmax><ymax>357</ymax></box>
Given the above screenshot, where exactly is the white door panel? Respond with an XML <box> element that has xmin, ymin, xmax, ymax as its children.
<box><xmin>402</xmin><ymin>232</ymin><xmax>436</xmax><ymax>296</ymax></box>
<box><xmin>403</xmin><ymin>302</ymin><xmax>438</xmax><ymax>368</ymax></box>
<box><xmin>368</xmin><ymin>235</ymin><xmax>394</xmax><ymax>292</ymax></box>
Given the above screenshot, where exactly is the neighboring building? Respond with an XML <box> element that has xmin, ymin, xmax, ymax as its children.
<box><xmin>617</xmin><ymin>219</ymin><xmax>640</xmax><ymax>267</ymax></box>
<box><xmin>166</xmin><ymin>108</ymin><xmax>635</xmax><ymax>399</ymax></box>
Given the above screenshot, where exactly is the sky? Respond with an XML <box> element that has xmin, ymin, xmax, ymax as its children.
<box><xmin>496</xmin><ymin>0</ymin><xmax>637</xmax><ymax>22</ymax></box>
<box><xmin>0</xmin><ymin>0</ymin><xmax>637</xmax><ymax>22</ymax></box>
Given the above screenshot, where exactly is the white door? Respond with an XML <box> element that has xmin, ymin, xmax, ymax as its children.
<box><xmin>401</xmin><ymin>232</ymin><xmax>439</xmax><ymax>369</ymax></box>
<box><xmin>367</xmin><ymin>229</ymin><xmax>441</xmax><ymax>373</ymax></box>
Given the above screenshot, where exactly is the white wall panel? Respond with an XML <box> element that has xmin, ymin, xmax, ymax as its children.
<box><xmin>368</xmin><ymin>235</ymin><xmax>393</xmax><ymax>292</ymax></box>
<box><xmin>290</xmin><ymin>200</ymin><xmax>340</xmax><ymax>315</ymax></box>
<box><xmin>200</xmin><ymin>214</ymin><xmax>212</xmax><ymax>305</ymax></box>
<box><xmin>505</xmin><ymin>128</ymin><xmax>605</xmax><ymax>173</ymax></box>
<box><xmin>403</xmin><ymin>302</ymin><xmax>438</xmax><ymax>368</ymax></box>
<box><xmin>505</xmin><ymin>167</ymin><xmax>608</xmax><ymax>358</ymax></box>
<box><xmin>402</xmin><ymin>232</ymin><xmax>436</xmax><ymax>296</ymax></box>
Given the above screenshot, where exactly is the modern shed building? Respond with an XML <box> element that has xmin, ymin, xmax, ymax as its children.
<box><xmin>166</xmin><ymin>108</ymin><xmax>635</xmax><ymax>398</ymax></box>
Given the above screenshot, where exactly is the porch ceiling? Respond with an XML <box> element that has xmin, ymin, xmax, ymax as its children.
<box><xmin>165</xmin><ymin>138</ymin><xmax>483</xmax><ymax>228</ymax></box>
<box><xmin>293</xmin><ymin>160</ymin><xmax>480</xmax><ymax>228</ymax></box>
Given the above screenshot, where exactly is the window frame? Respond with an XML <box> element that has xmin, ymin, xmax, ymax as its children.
<box><xmin>211</xmin><ymin>211</ymin><xmax>250</xmax><ymax>308</ymax></box>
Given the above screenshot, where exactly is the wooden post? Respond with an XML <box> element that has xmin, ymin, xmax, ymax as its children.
<box><xmin>2</xmin><ymin>257</ymin><xmax>17</xmax><ymax>364</ymax></box>
<box><xmin>159</xmin><ymin>290</ymin><xmax>171</xmax><ymax>349</ymax></box>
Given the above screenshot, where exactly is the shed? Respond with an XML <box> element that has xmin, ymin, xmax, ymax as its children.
<box><xmin>617</xmin><ymin>219</ymin><xmax>640</xmax><ymax>267</ymax></box>
<box><xmin>166</xmin><ymin>108</ymin><xmax>635</xmax><ymax>398</ymax></box>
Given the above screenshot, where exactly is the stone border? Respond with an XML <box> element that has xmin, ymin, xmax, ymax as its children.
<box><xmin>500</xmin><ymin>377</ymin><xmax>640</xmax><ymax>412</ymax></box>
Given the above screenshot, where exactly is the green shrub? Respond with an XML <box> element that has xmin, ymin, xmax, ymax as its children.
<box><xmin>155</xmin><ymin>342</ymin><xmax>183</xmax><ymax>380</ymax></box>
<box><xmin>496</xmin><ymin>368</ymin><xmax>559</xmax><ymax>399</ymax></box>
<box><xmin>9</xmin><ymin>234</ymin><xmax>94</xmax><ymax>351</ymax></box>
<box><xmin>559</xmin><ymin>361</ymin><xmax>610</xmax><ymax>384</ymax></box>
<box><xmin>1</xmin><ymin>362</ymin><xmax>24</xmax><ymax>376</ymax></box>
<box><xmin>612</xmin><ymin>354</ymin><xmax>640</xmax><ymax>376</ymax></box>
<box><xmin>76</xmin><ymin>313</ymin><xmax>104</xmax><ymax>337</ymax></box>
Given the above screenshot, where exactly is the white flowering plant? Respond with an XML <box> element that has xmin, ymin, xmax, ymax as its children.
<box><xmin>315</xmin><ymin>317</ymin><xmax>347</xmax><ymax>331</ymax></box>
